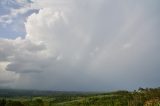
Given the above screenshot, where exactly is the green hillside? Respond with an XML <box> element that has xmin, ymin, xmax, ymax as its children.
<box><xmin>0</xmin><ymin>87</ymin><xmax>160</xmax><ymax>106</ymax></box>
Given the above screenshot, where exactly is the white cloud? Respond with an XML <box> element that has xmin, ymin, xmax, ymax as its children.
<box><xmin>0</xmin><ymin>0</ymin><xmax>160</xmax><ymax>90</ymax></box>
<box><xmin>0</xmin><ymin>0</ymin><xmax>33</xmax><ymax>25</ymax></box>
<box><xmin>0</xmin><ymin>62</ymin><xmax>19</xmax><ymax>85</ymax></box>
<box><xmin>30</xmin><ymin>0</ymin><xmax>73</xmax><ymax>10</ymax></box>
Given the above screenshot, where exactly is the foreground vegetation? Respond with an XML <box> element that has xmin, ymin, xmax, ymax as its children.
<box><xmin>0</xmin><ymin>87</ymin><xmax>160</xmax><ymax>106</ymax></box>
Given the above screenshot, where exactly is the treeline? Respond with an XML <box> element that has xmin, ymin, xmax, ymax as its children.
<box><xmin>0</xmin><ymin>98</ymin><xmax>44</xmax><ymax>106</ymax></box>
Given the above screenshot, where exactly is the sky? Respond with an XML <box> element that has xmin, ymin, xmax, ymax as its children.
<box><xmin>0</xmin><ymin>0</ymin><xmax>160</xmax><ymax>91</ymax></box>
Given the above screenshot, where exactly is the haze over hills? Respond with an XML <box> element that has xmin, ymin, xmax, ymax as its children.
<box><xmin>0</xmin><ymin>88</ymin><xmax>96</xmax><ymax>97</ymax></box>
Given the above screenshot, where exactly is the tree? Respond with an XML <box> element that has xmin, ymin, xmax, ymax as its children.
<box><xmin>0</xmin><ymin>99</ymin><xmax>6</xmax><ymax>106</ymax></box>
<box><xmin>6</xmin><ymin>100</ymin><xmax>24</xmax><ymax>106</ymax></box>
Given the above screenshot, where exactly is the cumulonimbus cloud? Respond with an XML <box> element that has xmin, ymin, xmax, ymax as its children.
<box><xmin>0</xmin><ymin>0</ymin><xmax>160</xmax><ymax>90</ymax></box>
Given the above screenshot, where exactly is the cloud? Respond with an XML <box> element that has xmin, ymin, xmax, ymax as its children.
<box><xmin>0</xmin><ymin>0</ymin><xmax>160</xmax><ymax>90</ymax></box>
<box><xmin>0</xmin><ymin>62</ymin><xmax>19</xmax><ymax>86</ymax></box>
<box><xmin>0</xmin><ymin>0</ymin><xmax>34</xmax><ymax>25</ymax></box>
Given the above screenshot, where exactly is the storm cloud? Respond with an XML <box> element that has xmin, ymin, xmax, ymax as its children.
<box><xmin>0</xmin><ymin>0</ymin><xmax>160</xmax><ymax>91</ymax></box>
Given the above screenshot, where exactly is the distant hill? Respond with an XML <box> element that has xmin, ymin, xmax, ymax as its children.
<box><xmin>0</xmin><ymin>89</ymin><xmax>53</xmax><ymax>97</ymax></box>
<box><xmin>0</xmin><ymin>88</ymin><xmax>95</xmax><ymax>97</ymax></box>
<box><xmin>0</xmin><ymin>87</ymin><xmax>160</xmax><ymax>106</ymax></box>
